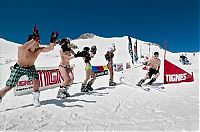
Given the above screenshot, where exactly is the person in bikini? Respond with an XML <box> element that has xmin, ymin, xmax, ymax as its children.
<box><xmin>0</xmin><ymin>25</ymin><xmax>58</xmax><ymax>107</ymax></box>
<box><xmin>105</xmin><ymin>43</ymin><xmax>116</xmax><ymax>86</ymax></box>
<box><xmin>57</xmin><ymin>38</ymin><xmax>76</xmax><ymax>99</ymax></box>
<box><xmin>136</xmin><ymin>52</ymin><xmax>161</xmax><ymax>87</ymax></box>
<box><xmin>75</xmin><ymin>46</ymin><xmax>97</xmax><ymax>92</ymax></box>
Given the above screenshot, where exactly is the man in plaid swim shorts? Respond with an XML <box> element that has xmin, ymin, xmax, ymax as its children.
<box><xmin>0</xmin><ymin>25</ymin><xmax>59</xmax><ymax>107</ymax></box>
<box><xmin>6</xmin><ymin>64</ymin><xmax>39</xmax><ymax>88</ymax></box>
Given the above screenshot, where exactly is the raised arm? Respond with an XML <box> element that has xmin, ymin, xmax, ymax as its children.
<box><xmin>90</xmin><ymin>53</ymin><xmax>95</xmax><ymax>58</ymax></box>
<box><xmin>21</xmin><ymin>39</ymin><xmax>37</xmax><ymax>50</ymax></box>
<box><xmin>40</xmin><ymin>32</ymin><xmax>58</xmax><ymax>53</ymax></box>
<box><xmin>68</xmin><ymin>55</ymin><xmax>75</xmax><ymax>60</ymax></box>
<box><xmin>70</xmin><ymin>49</ymin><xmax>76</xmax><ymax>55</ymax></box>
<box><xmin>111</xmin><ymin>43</ymin><xmax>116</xmax><ymax>52</ymax></box>
<box><xmin>22</xmin><ymin>25</ymin><xmax>40</xmax><ymax>50</ymax></box>
<box><xmin>40</xmin><ymin>43</ymin><xmax>55</xmax><ymax>53</ymax></box>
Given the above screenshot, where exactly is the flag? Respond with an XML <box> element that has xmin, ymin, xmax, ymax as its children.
<box><xmin>134</xmin><ymin>39</ymin><xmax>138</xmax><ymax>63</ymax></box>
<box><xmin>164</xmin><ymin>59</ymin><xmax>194</xmax><ymax>84</ymax></box>
<box><xmin>128</xmin><ymin>36</ymin><xmax>134</xmax><ymax>64</ymax></box>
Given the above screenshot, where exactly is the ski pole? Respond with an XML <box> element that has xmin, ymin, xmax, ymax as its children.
<box><xmin>132</xmin><ymin>64</ymin><xmax>143</xmax><ymax>69</ymax></box>
<box><xmin>122</xmin><ymin>64</ymin><xmax>143</xmax><ymax>73</ymax></box>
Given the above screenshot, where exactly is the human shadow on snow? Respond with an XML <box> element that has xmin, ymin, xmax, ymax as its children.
<box><xmin>0</xmin><ymin>98</ymin><xmax>96</xmax><ymax>112</ymax></box>
<box><xmin>70</xmin><ymin>90</ymin><xmax>109</xmax><ymax>98</ymax></box>
<box><xmin>0</xmin><ymin>83</ymin><xmax>123</xmax><ymax>111</ymax></box>
<box><xmin>94</xmin><ymin>82</ymin><xmax>122</xmax><ymax>91</ymax></box>
<box><xmin>0</xmin><ymin>104</ymin><xmax>33</xmax><ymax>112</ymax></box>
<box><xmin>41</xmin><ymin>98</ymin><xmax>96</xmax><ymax>108</ymax></box>
<box><xmin>151</xmin><ymin>83</ymin><xmax>164</xmax><ymax>86</ymax></box>
<box><xmin>95</xmin><ymin>86</ymin><xmax>115</xmax><ymax>91</ymax></box>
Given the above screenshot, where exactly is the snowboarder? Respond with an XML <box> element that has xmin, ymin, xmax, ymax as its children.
<box><xmin>75</xmin><ymin>46</ymin><xmax>97</xmax><ymax>92</ymax></box>
<box><xmin>136</xmin><ymin>52</ymin><xmax>161</xmax><ymax>87</ymax></box>
<box><xmin>57</xmin><ymin>38</ymin><xmax>76</xmax><ymax>99</ymax></box>
<box><xmin>105</xmin><ymin>43</ymin><xmax>116</xmax><ymax>86</ymax></box>
<box><xmin>0</xmin><ymin>25</ymin><xmax>58</xmax><ymax>107</ymax></box>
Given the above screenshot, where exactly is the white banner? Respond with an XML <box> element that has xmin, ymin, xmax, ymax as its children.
<box><xmin>13</xmin><ymin>66</ymin><xmax>73</xmax><ymax>96</ymax></box>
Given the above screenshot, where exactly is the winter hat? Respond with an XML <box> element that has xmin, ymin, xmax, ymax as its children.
<box><xmin>108</xmin><ymin>47</ymin><xmax>113</xmax><ymax>51</ymax></box>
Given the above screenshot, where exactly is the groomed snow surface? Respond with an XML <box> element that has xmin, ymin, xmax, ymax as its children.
<box><xmin>0</xmin><ymin>37</ymin><xmax>199</xmax><ymax>131</ymax></box>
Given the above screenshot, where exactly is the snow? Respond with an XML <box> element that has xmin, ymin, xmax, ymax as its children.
<box><xmin>0</xmin><ymin>36</ymin><xmax>199</xmax><ymax>131</ymax></box>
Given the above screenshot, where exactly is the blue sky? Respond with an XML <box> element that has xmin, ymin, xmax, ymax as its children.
<box><xmin>0</xmin><ymin>0</ymin><xmax>199</xmax><ymax>52</ymax></box>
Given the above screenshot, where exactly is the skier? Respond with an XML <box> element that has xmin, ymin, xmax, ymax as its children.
<box><xmin>136</xmin><ymin>52</ymin><xmax>161</xmax><ymax>87</ymax></box>
<box><xmin>75</xmin><ymin>46</ymin><xmax>97</xmax><ymax>92</ymax></box>
<box><xmin>0</xmin><ymin>26</ymin><xmax>58</xmax><ymax>107</ymax></box>
<box><xmin>57</xmin><ymin>38</ymin><xmax>76</xmax><ymax>99</ymax></box>
<box><xmin>105</xmin><ymin>43</ymin><xmax>116</xmax><ymax>86</ymax></box>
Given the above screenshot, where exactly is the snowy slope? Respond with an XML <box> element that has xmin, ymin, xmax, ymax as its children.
<box><xmin>0</xmin><ymin>37</ymin><xmax>199</xmax><ymax>131</ymax></box>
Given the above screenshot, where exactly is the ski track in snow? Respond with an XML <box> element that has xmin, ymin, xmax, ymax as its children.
<box><xmin>0</xmin><ymin>69</ymin><xmax>198</xmax><ymax>131</ymax></box>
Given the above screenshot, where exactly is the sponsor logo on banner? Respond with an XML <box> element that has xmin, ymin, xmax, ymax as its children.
<box><xmin>14</xmin><ymin>67</ymin><xmax>67</xmax><ymax>96</ymax></box>
<box><xmin>92</xmin><ymin>66</ymin><xmax>108</xmax><ymax>77</ymax></box>
<box><xmin>165</xmin><ymin>73</ymin><xmax>187</xmax><ymax>82</ymax></box>
<box><xmin>95</xmin><ymin>70</ymin><xmax>109</xmax><ymax>77</ymax></box>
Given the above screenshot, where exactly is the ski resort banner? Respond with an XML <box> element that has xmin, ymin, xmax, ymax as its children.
<box><xmin>13</xmin><ymin>66</ymin><xmax>70</xmax><ymax>96</ymax></box>
<box><xmin>134</xmin><ymin>39</ymin><xmax>138</xmax><ymax>63</ymax></box>
<box><xmin>92</xmin><ymin>66</ymin><xmax>108</xmax><ymax>77</ymax></box>
<box><xmin>164</xmin><ymin>59</ymin><xmax>194</xmax><ymax>84</ymax></box>
<box><xmin>128</xmin><ymin>36</ymin><xmax>134</xmax><ymax>64</ymax></box>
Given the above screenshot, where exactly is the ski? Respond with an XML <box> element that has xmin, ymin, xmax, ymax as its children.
<box><xmin>119</xmin><ymin>77</ymin><xmax>150</xmax><ymax>92</ymax></box>
<box><xmin>142</xmin><ymin>84</ymin><xmax>165</xmax><ymax>92</ymax></box>
<box><xmin>135</xmin><ymin>85</ymin><xmax>150</xmax><ymax>91</ymax></box>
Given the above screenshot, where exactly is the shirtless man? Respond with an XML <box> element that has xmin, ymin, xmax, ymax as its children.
<box><xmin>136</xmin><ymin>52</ymin><xmax>161</xmax><ymax>86</ymax></box>
<box><xmin>0</xmin><ymin>26</ymin><xmax>58</xmax><ymax>107</ymax></box>
<box><xmin>57</xmin><ymin>38</ymin><xmax>76</xmax><ymax>99</ymax></box>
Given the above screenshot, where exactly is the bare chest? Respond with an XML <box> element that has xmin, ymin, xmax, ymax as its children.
<box><xmin>19</xmin><ymin>50</ymin><xmax>39</xmax><ymax>60</ymax></box>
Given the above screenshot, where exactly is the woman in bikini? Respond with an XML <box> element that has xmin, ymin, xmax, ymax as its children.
<box><xmin>57</xmin><ymin>38</ymin><xmax>76</xmax><ymax>99</ymax></box>
<box><xmin>79</xmin><ymin>46</ymin><xmax>97</xmax><ymax>92</ymax></box>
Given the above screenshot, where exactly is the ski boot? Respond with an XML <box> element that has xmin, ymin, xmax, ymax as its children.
<box><xmin>57</xmin><ymin>86</ymin><xmax>70</xmax><ymax>99</ymax></box>
<box><xmin>62</xmin><ymin>86</ymin><xmax>70</xmax><ymax>98</ymax></box>
<box><xmin>50</xmin><ymin>32</ymin><xmax>59</xmax><ymax>43</ymax></box>
<box><xmin>146</xmin><ymin>78</ymin><xmax>156</xmax><ymax>85</ymax></box>
<box><xmin>136</xmin><ymin>79</ymin><xmax>145</xmax><ymax>87</ymax></box>
<box><xmin>109</xmin><ymin>79</ymin><xmax>116</xmax><ymax>86</ymax></box>
<box><xmin>32</xmin><ymin>91</ymin><xmax>41</xmax><ymax>107</ymax></box>
<box><xmin>81</xmin><ymin>84</ymin><xmax>89</xmax><ymax>92</ymax></box>
<box><xmin>86</xmin><ymin>81</ymin><xmax>94</xmax><ymax>91</ymax></box>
